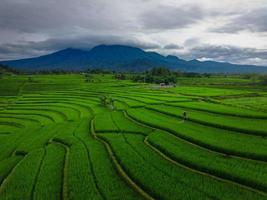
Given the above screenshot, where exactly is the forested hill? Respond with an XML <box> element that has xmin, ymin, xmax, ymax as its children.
<box><xmin>1</xmin><ymin>44</ymin><xmax>267</xmax><ymax>73</ymax></box>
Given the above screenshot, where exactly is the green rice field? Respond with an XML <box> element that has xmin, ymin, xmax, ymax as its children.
<box><xmin>0</xmin><ymin>74</ymin><xmax>267</xmax><ymax>200</ymax></box>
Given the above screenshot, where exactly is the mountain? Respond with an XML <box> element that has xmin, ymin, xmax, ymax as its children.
<box><xmin>0</xmin><ymin>64</ymin><xmax>19</xmax><ymax>74</ymax></box>
<box><xmin>1</xmin><ymin>44</ymin><xmax>267</xmax><ymax>73</ymax></box>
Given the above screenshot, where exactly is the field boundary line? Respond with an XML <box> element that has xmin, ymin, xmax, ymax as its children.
<box><xmin>97</xmin><ymin>131</ymin><xmax>147</xmax><ymax>136</ymax></box>
<box><xmin>125</xmin><ymin>110</ymin><xmax>267</xmax><ymax>164</ymax></box>
<box><xmin>146</xmin><ymin>106</ymin><xmax>267</xmax><ymax>137</ymax></box>
<box><xmin>0</xmin><ymin>112</ymin><xmax>56</xmax><ymax>123</ymax></box>
<box><xmin>30</xmin><ymin>148</ymin><xmax>46</xmax><ymax>200</ymax></box>
<box><xmin>14</xmin><ymin>104</ymin><xmax>83</xmax><ymax>120</ymax></box>
<box><xmin>10</xmin><ymin>107</ymin><xmax>69</xmax><ymax>121</ymax></box>
<box><xmin>123</xmin><ymin>110</ymin><xmax>155</xmax><ymax>132</ymax></box>
<box><xmin>51</xmin><ymin>140</ymin><xmax>69</xmax><ymax>200</ymax></box>
<box><xmin>119</xmin><ymin>133</ymin><xmax>220</xmax><ymax>200</ymax></box>
<box><xmin>163</xmin><ymin>103</ymin><xmax>267</xmax><ymax>119</ymax></box>
<box><xmin>144</xmin><ymin>136</ymin><xmax>267</xmax><ymax>197</ymax></box>
<box><xmin>90</xmin><ymin>119</ymin><xmax>155</xmax><ymax>200</ymax></box>
<box><xmin>0</xmin><ymin>115</ymin><xmax>41</xmax><ymax>124</ymax></box>
<box><xmin>0</xmin><ymin>121</ymin><xmax>25</xmax><ymax>128</ymax></box>
<box><xmin>203</xmin><ymin>98</ymin><xmax>267</xmax><ymax>113</ymax></box>
<box><xmin>0</xmin><ymin>132</ymin><xmax>11</xmax><ymax>135</ymax></box>
<box><xmin>0</xmin><ymin>154</ymin><xmax>27</xmax><ymax>194</ymax></box>
<box><xmin>74</xmin><ymin>126</ymin><xmax>106</xmax><ymax>200</ymax></box>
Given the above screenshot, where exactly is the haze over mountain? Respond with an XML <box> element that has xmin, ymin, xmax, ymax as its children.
<box><xmin>1</xmin><ymin>45</ymin><xmax>267</xmax><ymax>73</ymax></box>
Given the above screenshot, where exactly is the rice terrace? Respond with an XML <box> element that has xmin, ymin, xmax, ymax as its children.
<box><xmin>1</xmin><ymin>0</ymin><xmax>267</xmax><ymax>199</ymax></box>
<box><xmin>0</xmin><ymin>72</ymin><xmax>267</xmax><ymax>200</ymax></box>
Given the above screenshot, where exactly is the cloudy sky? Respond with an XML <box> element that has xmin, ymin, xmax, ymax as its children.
<box><xmin>1</xmin><ymin>0</ymin><xmax>267</xmax><ymax>66</ymax></box>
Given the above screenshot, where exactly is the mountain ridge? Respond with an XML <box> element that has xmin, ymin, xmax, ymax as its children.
<box><xmin>1</xmin><ymin>44</ymin><xmax>267</xmax><ymax>73</ymax></box>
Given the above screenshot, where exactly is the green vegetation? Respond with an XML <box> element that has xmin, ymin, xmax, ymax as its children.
<box><xmin>132</xmin><ymin>67</ymin><xmax>177</xmax><ymax>84</ymax></box>
<box><xmin>0</xmin><ymin>72</ymin><xmax>267</xmax><ymax>199</ymax></box>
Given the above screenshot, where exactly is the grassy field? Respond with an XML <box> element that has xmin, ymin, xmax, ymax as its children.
<box><xmin>0</xmin><ymin>73</ymin><xmax>267</xmax><ymax>200</ymax></box>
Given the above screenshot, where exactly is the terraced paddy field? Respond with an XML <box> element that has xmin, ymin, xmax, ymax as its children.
<box><xmin>0</xmin><ymin>74</ymin><xmax>267</xmax><ymax>200</ymax></box>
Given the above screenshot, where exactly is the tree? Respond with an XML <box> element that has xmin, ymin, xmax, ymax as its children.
<box><xmin>151</xmin><ymin>67</ymin><xmax>171</xmax><ymax>76</ymax></box>
<box><xmin>131</xmin><ymin>67</ymin><xmax>177</xmax><ymax>85</ymax></box>
<box><xmin>114</xmin><ymin>73</ymin><xmax>126</xmax><ymax>80</ymax></box>
<box><xmin>100</xmin><ymin>95</ymin><xmax>107</xmax><ymax>106</ymax></box>
<box><xmin>260</xmin><ymin>74</ymin><xmax>267</xmax><ymax>85</ymax></box>
<box><xmin>84</xmin><ymin>73</ymin><xmax>93</xmax><ymax>82</ymax></box>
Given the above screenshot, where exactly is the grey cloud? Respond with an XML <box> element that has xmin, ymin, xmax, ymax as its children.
<box><xmin>0</xmin><ymin>0</ymin><xmax>135</xmax><ymax>33</ymax></box>
<box><xmin>183</xmin><ymin>45</ymin><xmax>267</xmax><ymax>66</ymax></box>
<box><xmin>164</xmin><ymin>44</ymin><xmax>183</xmax><ymax>50</ymax></box>
<box><xmin>0</xmin><ymin>0</ymin><xmax>267</xmax><ymax>65</ymax></box>
<box><xmin>211</xmin><ymin>8</ymin><xmax>267</xmax><ymax>33</ymax></box>
<box><xmin>184</xmin><ymin>38</ymin><xmax>201</xmax><ymax>47</ymax></box>
<box><xmin>0</xmin><ymin>0</ymin><xmax>160</xmax><ymax>60</ymax></box>
<box><xmin>0</xmin><ymin>34</ymin><xmax>160</xmax><ymax>60</ymax></box>
<box><xmin>140</xmin><ymin>5</ymin><xmax>204</xmax><ymax>30</ymax></box>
